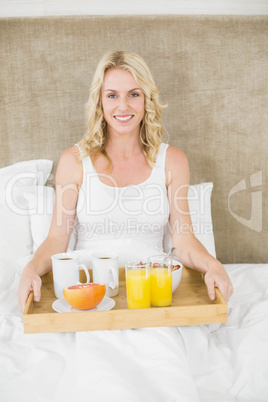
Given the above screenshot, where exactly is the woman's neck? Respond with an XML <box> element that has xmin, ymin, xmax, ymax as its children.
<box><xmin>105</xmin><ymin>133</ymin><xmax>142</xmax><ymax>160</ymax></box>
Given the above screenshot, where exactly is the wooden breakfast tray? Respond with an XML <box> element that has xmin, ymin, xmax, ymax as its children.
<box><xmin>23</xmin><ymin>266</ymin><xmax>228</xmax><ymax>333</ymax></box>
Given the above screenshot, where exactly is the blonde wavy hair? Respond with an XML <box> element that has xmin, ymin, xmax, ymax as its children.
<box><xmin>78</xmin><ymin>50</ymin><xmax>167</xmax><ymax>169</ymax></box>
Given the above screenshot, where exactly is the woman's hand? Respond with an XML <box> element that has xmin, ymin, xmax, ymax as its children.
<box><xmin>204</xmin><ymin>262</ymin><xmax>233</xmax><ymax>302</ymax></box>
<box><xmin>17</xmin><ymin>266</ymin><xmax>42</xmax><ymax>313</ymax></box>
<box><xmin>165</xmin><ymin>146</ymin><xmax>233</xmax><ymax>303</ymax></box>
<box><xmin>16</xmin><ymin>146</ymin><xmax>81</xmax><ymax>313</ymax></box>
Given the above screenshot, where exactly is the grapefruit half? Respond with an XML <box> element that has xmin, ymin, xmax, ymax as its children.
<box><xmin>63</xmin><ymin>283</ymin><xmax>106</xmax><ymax>310</ymax></box>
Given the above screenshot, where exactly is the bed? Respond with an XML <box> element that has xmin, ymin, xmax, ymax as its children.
<box><xmin>0</xmin><ymin>15</ymin><xmax>267</xmax><ymax>402</ymax></box>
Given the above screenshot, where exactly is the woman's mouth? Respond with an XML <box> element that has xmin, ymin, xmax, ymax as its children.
<box><xmin>114</xmin><ymin>115</ymin><xmax>134</xmax><ymax>122</ymax></box>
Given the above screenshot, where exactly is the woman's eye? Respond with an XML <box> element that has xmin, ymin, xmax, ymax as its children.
<box><xmin>130</xmin><ymin>93</ymin><xmax>139</xmax><ymax>97</ymax></box>
<box><xmin>108</xmin><ymin>94</ymin><xmax>116</xmax><ymax>99</ymax></box>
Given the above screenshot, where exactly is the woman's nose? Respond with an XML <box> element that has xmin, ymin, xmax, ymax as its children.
<box><xmin>118</xmin><ymin>96</ymin><xmax>128</xmax><ymax>111</ymax></box>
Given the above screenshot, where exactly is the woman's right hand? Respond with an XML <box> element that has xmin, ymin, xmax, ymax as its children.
<box><xmin>17</xmin><ymin>146</ymin><xmax>82</xmax><ymax>313</ymax></box>
<box><xmin>17</xmin><ymin>266</ymin><xmax>42</xmax><ymax>313</ymax></box>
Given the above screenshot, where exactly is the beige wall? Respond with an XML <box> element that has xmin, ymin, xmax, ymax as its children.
<box><xmin>0</xmin><ymin>0</ymin><xmax>268</xmax><ymax>17</ymax></box>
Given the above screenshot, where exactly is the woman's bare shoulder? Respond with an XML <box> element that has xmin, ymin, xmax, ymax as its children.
<box><xmin>166</xmin><ymin>146</ymin><xmax>189</xmax><ymax>169</ymax></box>
<box><xmin>56</xmin><ymin>146</ymin><xmax>83</xmax><ymax>186</ymax></box>
<box><xmin>165</xmin><ymin>146</ymin><xmax>190</xmax><ymax>187</ymax></box>
<box><xmin>59</xmin><ymin>145</ymin><xmax>79</xmax><ymax>160</ymax></box>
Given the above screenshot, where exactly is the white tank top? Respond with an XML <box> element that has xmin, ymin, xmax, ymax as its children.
<box><xmin>74</xmin><ymin>143</ymin><xmax>170</xmax><ymax>263</ymax></box>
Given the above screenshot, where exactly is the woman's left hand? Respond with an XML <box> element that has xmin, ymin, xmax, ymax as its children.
<box><xmin>204</xmin><ymin>263</ymin><xmax>233</xmax><ymax>302</ymax></box>
<box><xmin>165</xmin><ymin>146</ymin><xmax>233</xmax><ymax>303</ymax></box>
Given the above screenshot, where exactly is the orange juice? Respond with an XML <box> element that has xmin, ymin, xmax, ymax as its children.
<box><xmin>126</xmin><ymin>269</ymin><xmax>150</xmax><ymax>309</ymax></box>
<box><xmin>150</xmin><ymin>267</ymin><xmax>172</xmax><ymax>307</ymax></box>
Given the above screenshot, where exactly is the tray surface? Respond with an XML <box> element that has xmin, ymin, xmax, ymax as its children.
<box><xmin>23</xmin><ymin>266</ymin><xmax>228</xmax><ymax>333</ymax></box>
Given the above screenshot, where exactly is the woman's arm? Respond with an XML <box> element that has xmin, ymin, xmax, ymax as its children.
<box><xmin>17</xmin><ymin>146</ymin><xmax>82</xmax><ymax>312</ymax></box>
<box><xmin>166</xmin><ymin>146</ymin><xmax>233</xmax><ymax>302</ymax></box>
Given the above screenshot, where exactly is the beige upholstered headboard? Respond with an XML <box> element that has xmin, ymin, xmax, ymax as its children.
<box><xmin>1</xmin><ymin>16</ymin><xmax>267</xmax><ymax>263</ymax></box>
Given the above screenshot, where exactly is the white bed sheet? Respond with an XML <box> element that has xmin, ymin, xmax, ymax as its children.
<box><xmin>0</xmin><ymin>261</ymin><xmax>268</xmax><ymax>402</ymax></box>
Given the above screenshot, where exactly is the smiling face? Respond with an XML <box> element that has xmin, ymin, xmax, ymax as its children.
<box><xmin>101</xmin><ymin>68</ymin><xmax>145</xmax><ymax>138</ymax></box>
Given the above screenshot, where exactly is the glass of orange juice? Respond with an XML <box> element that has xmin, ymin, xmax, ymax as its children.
<box><xmin>125</xmin><ymin>260</ymin><xmax>150</xmax><ymax>309</ymax></box>
<box><xmin>149</xmin><ymin>255</ymin><xmax>172</xmax><ymax>307</ymax></box>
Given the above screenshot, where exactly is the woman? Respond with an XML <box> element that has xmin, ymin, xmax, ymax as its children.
<box><xmin>17</xmin><ymin>50</ymin><xmax>233</xmax><ymax>312</ymax></box>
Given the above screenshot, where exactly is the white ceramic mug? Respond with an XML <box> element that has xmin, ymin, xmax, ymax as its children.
<box><xmin>51</xmin><ymin>252</ymin><xmax>90</xmax><ymax>298</ymax></box>
<box><xmin>90</xmin><ymin>251</ymin><xmax>119</xmax><ymax>297</ymax></box>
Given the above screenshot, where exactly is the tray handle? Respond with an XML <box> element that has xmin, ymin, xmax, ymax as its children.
<box><xmin>23</xmin><ymin>291</ymin><xmax>34</xmax><ymax>315</ymax></box>
<box><xmin>201</xmin><ymin>273</ymin><xmax>227</xmax><ymax>305</ymax></box>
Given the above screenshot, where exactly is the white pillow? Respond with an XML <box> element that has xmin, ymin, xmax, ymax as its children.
<box><xmin>24</xmin><ymin>186</ymin><xmax>77</xmax><ymax>252</ymax></box>
<box><xmin>0</xmin><ymin>159</ymin><xmax>52</xmax><ymax>189</ymax></box>
<box><xmin>163</xmin><ymin>182</ymin><xmax>216</xmax><ymax>258</ymax></box>
<box><xmin>0</xmin><ymin>159</ymin><xmax>53</xmax><ymax>262</ymax></box>
<box><xmin>24</xmin><ymin>186</ymin><xmax>55</xmax><ymax>252</ymax></box>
